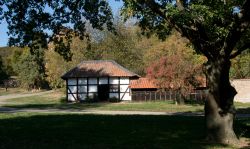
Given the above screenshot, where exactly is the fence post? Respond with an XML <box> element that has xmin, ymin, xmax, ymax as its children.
<box><xmin>165</xmin><ymin>91</ymin><xmax>166</xmax><ymax>101</ymax></box>
<box><xmin>145</xmin><ymin>91</ymin><xmax>147</xmax><ymax>101</ymax></box>
<box><xmin>150</xmin><ymin>92</ymin><xmax>151</xmax><ymax>101</ymax></box>
<box><xmin>170</xmin><ymin>91</ymin><xmax>172</xmax><ymax>100</ymax></box>
<box><xmin>160</xmin><ymin>92</ymin><xmax>161</xmax><ymax>101</ymax></box>
<box><xmin>155</xmin><ymin>92</ymin><xmax>156</xmax><ymax>102</ymax></box>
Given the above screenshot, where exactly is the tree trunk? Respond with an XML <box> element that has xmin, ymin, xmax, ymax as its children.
<box><xmin>204</xmin><ymin>58</ymin><xmax>238</xmax><ymax>144</ymax></box>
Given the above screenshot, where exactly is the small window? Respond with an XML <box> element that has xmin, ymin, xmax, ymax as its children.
<box><xmin>99</xmin><ymin>78</ymin><xmax>108</xmax><ymax>84</ymax></box>
<box><xmin>78</xmin><ymin>78</ymin><xmax>87</xmax><ymax>85</ymax></box>
<box><xmin>78</xmin><ymin>86</ymin><xmax>87</xmax><ymax>93</ymax></box>
<box><xmin>110</xmin><ymin>85</ymin><xmax>119</xmax><ymax>92</ymax></box>
<box><xmin>89</xmin><ymin>85</ymin><xmax>98</xmax><ymax>92</ymax></box>
<box><xmin>68</xmin><ymin>79</ymin><xmax>77</xmax><ymax>85</ymax></box>
<box><xmin>78</xmin><ymin>93</ymin><xmax>87</xmax><ymax>101</ymax></box>
<box><xmin>89</xmin><ymin>78</ymin><xmax>97</xmax><ymax>84</ymax></box>
<box><xmin>109</xmin><ymin>77</ymin><xmax>119</xmax><ymax>84</ymax></box>
<box><xmin>68</xmin><ymin>86</ymin><xmax>77</xmax><ymax>93</ymax></box>
<box><xmin>109</xmin><ymin>93</ymin><xmax>119</xmax><ymax>98</ymax></box>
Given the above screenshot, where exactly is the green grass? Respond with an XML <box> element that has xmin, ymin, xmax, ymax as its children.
<box><xmin>0</xmin><ymin>112</ymin><xmax>249</xmax><ymax>149</ymax></box>
<box><xmin>0</xmin><ymin>87</ymin><xmax>28</xmax><ymax>96</ymax></box>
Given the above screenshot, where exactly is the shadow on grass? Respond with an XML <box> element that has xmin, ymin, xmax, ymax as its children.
<box><xmin>1</xmin><ymin>102</ymin><xmax>110</xmax><ymax>112</ymax></box>
<box><xmin>237</xmin><ymin>107</ymin><xmax>250</xmax><ymax>114</ymax></box>
<box><xmin>0</xmin><ymin>114</ymin><xmax>247</xmax><ymax>149</ymax></box>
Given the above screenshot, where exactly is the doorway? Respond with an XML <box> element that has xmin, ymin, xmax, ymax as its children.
<box><xmin>98</xmin><ymin>84</ymin><xmax>109</xmax><ymax>101</ymax></box>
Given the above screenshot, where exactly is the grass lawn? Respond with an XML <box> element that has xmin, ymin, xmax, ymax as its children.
<box><xmin>0</xmin><ymin>87</ymin><xmax>28</xmax><ymax>96</ymax></box>
<box><xmin>0</xmin><ymin>112</ymin><xmax>249</xmax><ymax>149</ymax></box>
<box><xmin>0</xmin><ymin>87</ymin><xmax>46</xmax><ymax>96</ymax></box>
<box><xmin>2</xmin><ymin>90</ymin><xmax>250</xmax><ymax>114</ymax></box>
<box><xmin>1</xmin><ymin>91</ymin><xmax>204</xmax><ymax>113</ymax></box>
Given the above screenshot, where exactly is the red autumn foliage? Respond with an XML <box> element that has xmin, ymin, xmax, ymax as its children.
<box><xmin>146</xmin><ymin>55</ymin><xmax>203</xmax><ymax>92</ymax></box>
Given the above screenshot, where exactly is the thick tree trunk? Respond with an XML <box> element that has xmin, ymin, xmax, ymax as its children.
<box><xmin>204</xmin><ymin>58</ymin><xmax>238</xmax><ymax>144</ymax></box>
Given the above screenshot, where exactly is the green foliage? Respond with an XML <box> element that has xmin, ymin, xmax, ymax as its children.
<box><xmin>145</xmin><ymin>32</ymin><xmax>205</xmax><ymax>93</ymax></box>
<box><xmin>11</xmin><ymin>48</ymin><xmax>47</xmax><ymax>89</ymax></box>
<box><xmin>1</xmin><ymin>0</ymin><xmax>114</xmax><ymax>60</ymax></box>
<box><xmin>94</xmin><ymin>23</ymin><xmax>147</xmax><ymax>75</ymax></box>
<box><xmin>122</xmin><ymin>0</ymin><xmax>250</xmax><ymax>59</ymax></box>
<box><xmin>45</xmin><ymin>36</ymin><xmax>92</xmax><ymax>88</ymax></box>
<box><xmin>0</xmin><ymin>56</ymin><xmax>9</xmax><ymax>83</ymax></box>
<box><xmin>0</xmin><ymin>47</ymin><xmax>23</xmax><ymax>76</ymax></box>
<box><xmin>230</xmin><ymin>51</ymin><xmax>250</xmax><ymax>79</ymax></box>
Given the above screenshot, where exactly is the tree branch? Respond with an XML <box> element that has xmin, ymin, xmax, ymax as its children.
<box><xmin>230</xmin><ymin>43</ymin><xmax>250</xmax><ymax>59</ymax></box>
<box><xmin>223</xmin><ymin>0</ymin><xmax>250</xmax><ymax>57</ymax></box>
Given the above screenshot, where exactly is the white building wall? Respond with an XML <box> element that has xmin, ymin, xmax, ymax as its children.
<box><xmin>231</xmin><ymin>79</ymin><xmax>250</xmax><ymax>103</ymax></box>
<box><xmin>67</xmin><ymin>77</ymin><xmax>132</xmax><ymax>101</ymax></box>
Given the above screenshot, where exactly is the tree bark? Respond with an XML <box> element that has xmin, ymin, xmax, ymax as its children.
<box><xmin>204</xmin><ymin>57</ymin><xmax>238</xmax><ymax>144</ymax></box>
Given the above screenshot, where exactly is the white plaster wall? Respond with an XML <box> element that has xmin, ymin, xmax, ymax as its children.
<box><xmin>68</xmin><ymin>94</ymin><xmax>77</xmax><ymax>101</ymax></box>
<box><xmin>120</xmin><ymin>92</ymin><xmax>131</xmax><ymax>101</ymax></box>
<box><xmin>120</xmin><ymin>85</ymin><xmax>129</xmax><ymax>92</ymax></box>
<box><xmin>68</xmin><ymin>86</ymin><xmax>77</xmax><ymax>93</ymax></box>
<box><xmin>231</xmin><ymin>79</ymin><xmax>250</xmax><ymax>103</ymax></box>
<box><xmin>120</xmin><ymin>77</ymin><xmax>129</xmax><ymax>84</ymax></box>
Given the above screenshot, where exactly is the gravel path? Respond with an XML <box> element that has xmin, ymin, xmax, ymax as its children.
<box><xmin>0</xmin><ymin>90</ymin><xmax>54</xmax><ymax>101</ymax></box>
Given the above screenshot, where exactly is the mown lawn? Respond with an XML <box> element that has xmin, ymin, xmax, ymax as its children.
<box><xmin>0</xmin><ymin>113</ymin><xmax>249</xmax><ymax>149</ymax></box>
<box><xmin>2</xmin><ymin>90</ymin><xmax>250</xmax><ymax>114</ymax></box>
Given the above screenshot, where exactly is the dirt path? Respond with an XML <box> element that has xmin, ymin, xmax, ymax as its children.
<box><xmin>0</xmin><ymin>90</ymin><xmax>54</xmax><ymax>101</ymax></box>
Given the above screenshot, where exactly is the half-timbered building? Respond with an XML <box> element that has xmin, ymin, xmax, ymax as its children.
<box><xmin>61</xmin><ymin>60</ymin><xmax>140</xmax><ymax>102</ymax></box>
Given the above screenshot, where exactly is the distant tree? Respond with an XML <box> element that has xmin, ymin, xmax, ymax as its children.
<box><xmin>45</xmin><ymin>36</ymin><xmax>91</xmax><ymax>88</ymax></box>
<box><xmin>94</xmin><ymin>22</ymin><xmax>153</xmax><ymax>75</ymax></box>
<box><xmin>12</xmin><ymin>48</ymin><xmax>46</xmax><ymax>89</ymax></box>
<box><xmin>0</xmin><ymin>47</ymin><xmax>23</xmax><ymax>76</ymax></box>
<box><xmin>0</xmin><ymin>56</ymin><xmax>9</xmax><ymax>84</ymax></box>
<box><xmin>122</xmin><ymin>0</ymin><xmax>250</xmax><ymax>143</ymax></box>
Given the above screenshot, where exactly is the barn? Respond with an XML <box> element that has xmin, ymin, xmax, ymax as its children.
<box><xmin>61</xmin><ymin>60</ymin><xmax>140</xmax><ymax>102</ymax></box>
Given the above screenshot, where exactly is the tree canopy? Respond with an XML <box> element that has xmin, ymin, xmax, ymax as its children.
<box><xmin>0</xmin><ymin>0</ymin><xmax>114</xmax><ymax>60</ymax></box>
<box><xmin>121</xmin><ymin>0</ymin><xmax>250</xmax><ymax>144</ymax></box>
<box><xmin>122</xmin><ymin>0</ymin><xmax>250</xmax><ymax>59</ymax></box>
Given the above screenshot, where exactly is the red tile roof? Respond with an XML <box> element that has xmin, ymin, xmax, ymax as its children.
<box><xmin>130</xmin><ymin>78</ymin><xmax>157</xmax><ymax>89</ymax></box>
<box><xmin>61</xmin><ymin>60</ymin><xmax>140</xmax><ymax>79</ymax></box>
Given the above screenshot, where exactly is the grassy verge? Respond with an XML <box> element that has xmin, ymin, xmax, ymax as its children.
<box><xmin>0</xmin><ymin>112</ymin><xmax>249</xmax><ymax>149</ymax></box>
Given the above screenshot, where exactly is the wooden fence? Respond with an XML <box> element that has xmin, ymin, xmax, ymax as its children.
<box><xmin>132</xmin><ymin>90</ymin><xmax>208</xmax><ymax>102</ymax></box>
